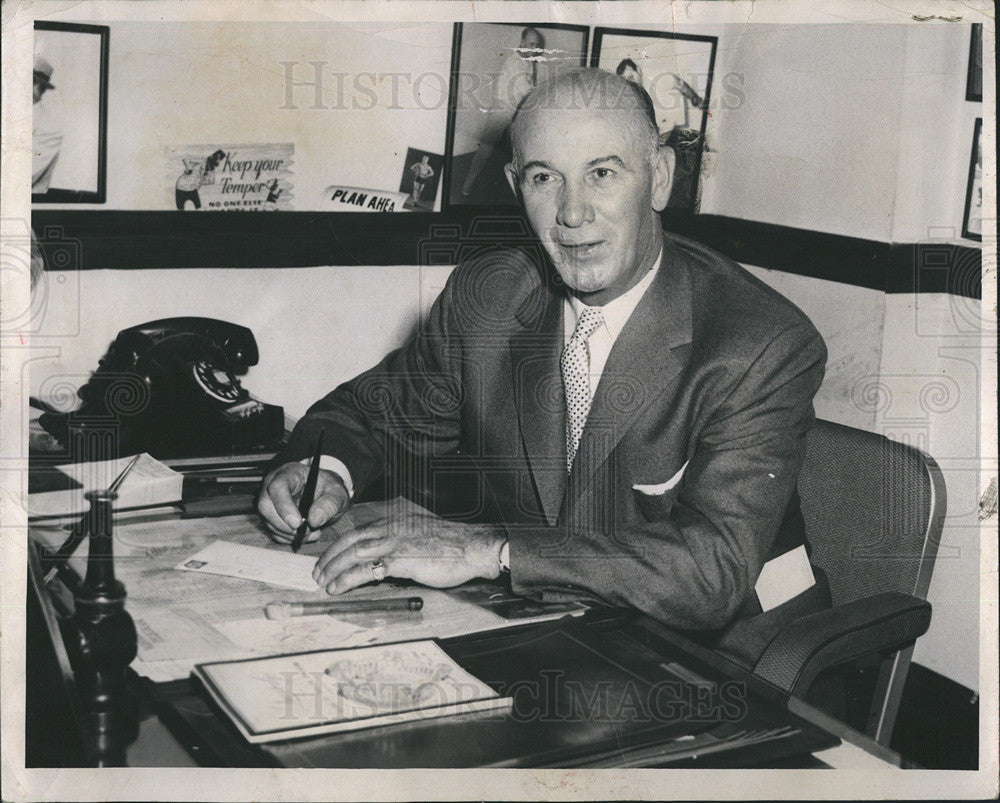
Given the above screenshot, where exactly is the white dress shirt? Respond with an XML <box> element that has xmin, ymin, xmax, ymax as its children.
<box><xmin>563</xmin><ymin>250</ymin><xmax>662</xmax><ymax>403</ymax></box>
<box><xmin>310</xmin><ymin>250</ymin><xmax>663</xmax><ymax>499</ymax></box>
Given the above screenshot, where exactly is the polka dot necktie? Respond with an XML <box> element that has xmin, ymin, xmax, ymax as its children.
<box><xmin>561</xmin><ymin>306</ymin><xmax>605</xmax><ymax>471</ymax></box>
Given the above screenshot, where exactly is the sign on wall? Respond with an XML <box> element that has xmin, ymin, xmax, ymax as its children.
<box><xmin>167</xmin><ymin>144</ymin><xmax>294</xmax><ymax>211</ymax></box>
<box><xmin>317</xmin><ymin>186</ymin><xmax>411</xmax><ymax>212</ymax></box>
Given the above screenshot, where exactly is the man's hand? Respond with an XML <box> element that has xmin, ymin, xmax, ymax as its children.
<box><xmin>312</xmin><ymin>513</ymin><xmax>505</xmax><ymax>594</ymax></box>
<box><xmin>257</xmin><ymin>462</ymin><xmax>350</xmax><ymax>543</ymax></box>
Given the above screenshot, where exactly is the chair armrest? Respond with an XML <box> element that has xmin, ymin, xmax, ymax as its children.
<box><xmin>752</xmin><ymin>592</ymin><xmax>931</xmax><ymax>697</ymax></box>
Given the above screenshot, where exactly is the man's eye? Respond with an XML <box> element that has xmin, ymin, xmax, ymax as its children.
<box><xmin>530</xmin><ymin>172</ymin><xmax>554</xmax><ymax>185</ymax></box>
<box><xmin>593</xmin><ymin>167</ymin><xmax>616</xmax><ymax>180</ymax></box>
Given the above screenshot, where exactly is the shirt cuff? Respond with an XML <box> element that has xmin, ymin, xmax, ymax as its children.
<box><xmin>299</xmin><ymin>455</ymin><xmax>355</xmax><ymax>498</ymax></box>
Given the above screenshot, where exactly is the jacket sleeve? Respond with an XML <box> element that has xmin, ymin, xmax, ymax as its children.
<box><xmin>508</xmin><ymin>323</ymin><xmax>827</xmax><ymax>631</ymax></box>
<box><xmin>276</xmin><ymin>273</ymin><xmax>465</xmax><ymax>496</ymax></box>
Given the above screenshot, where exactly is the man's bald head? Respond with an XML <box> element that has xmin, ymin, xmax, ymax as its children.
<box><xmin>503</xmin><ymin>67</ymin><xmax>672</xmax><ymax>306</ymax></box>
<box><xmin>509</xmin><ymin>68</ymin><xmax>660</xmax><ymax>173</ymax></box>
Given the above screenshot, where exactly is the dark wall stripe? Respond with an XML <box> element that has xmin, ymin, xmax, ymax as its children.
<box><xmin>31</xmin><ymin>210</ymin><xmax>982</xmax><ymax>299</ymax></box>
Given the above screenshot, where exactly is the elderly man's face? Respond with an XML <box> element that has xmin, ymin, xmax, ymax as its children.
<box><xmin>507</xmin><ymin>104</ymin><xmax>670</xmax><ymax>304</ymax></box>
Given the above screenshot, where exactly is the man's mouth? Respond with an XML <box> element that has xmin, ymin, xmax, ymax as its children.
<box><xmin>557</xmin><ymin>240</ymin><xmax>605</xmax><ymax>259</ymax></box>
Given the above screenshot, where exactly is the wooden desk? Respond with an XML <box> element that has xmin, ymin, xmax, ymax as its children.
<box><xmin>125</xmin><ymin>690</ymin><xmax>903</xmax><ymax>770</ymax></box>
<box><xmin>138</xmin><ymin>613</ymin><xmax>905</xmax><ymax>769</ymax></box>
<box><xmin>26</xmin><ymin>502</ymin><xmax>903</xmax><ymax>771</ymax></box>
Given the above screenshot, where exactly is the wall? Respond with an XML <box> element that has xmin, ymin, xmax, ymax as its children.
<box><xmin>701</xmin><ymin>25</ymin><xmax>905</xmax><ymax>239</ymax></box>
<box><xmin>890</xmin><ymin>24</ymin><xmax>984</xmax><ymax>243</ymax></box>
<box><xmin>876</xmin><ymin>294</ymin><xmax>989</xmax><ymax>689</ymax></box>
<box><xmin>30</xmin><ymin>263</ymin><xmax>886</xmax><ymax>427</ymax></box>
<box><xmin>41</xmin><ymin>20</ymin><xmax>977</xmax><ymax>233</ymax></box>
<box><xmin>41</xmin><ymin>22</ymin><xmax>454</xmax><ymax>211</ymax></box>
<box><xmin>27</xmin><ymin>264</ymin><xmax>451</xmax><ymax>419</ymax></box>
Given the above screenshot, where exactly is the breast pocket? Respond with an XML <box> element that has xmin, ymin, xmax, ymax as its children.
<box><xmin>631</xmin><ymin>460</ymin><xmax>688</xmax><ymax>522</ymax></box>
<box><xmin>633</xmin><ymin>485</ymin><xmax>681</xmax><ymax>521</ymax></box>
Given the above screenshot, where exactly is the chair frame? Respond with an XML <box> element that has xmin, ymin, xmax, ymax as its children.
<box><xmin>867</xmin><ymin>442</ymin><xmax>946</xmax><ymax>743</ymax></box>
<box><xmin>753</xmin><ymin>419</ymin><xmax>947</xmax><ymax>747</ymax></box>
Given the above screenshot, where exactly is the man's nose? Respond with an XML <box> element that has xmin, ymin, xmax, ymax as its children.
<box><xmin>555</xmin><ymin>180</ymin><xmax>594</xmax><ymax>228</ymax></box>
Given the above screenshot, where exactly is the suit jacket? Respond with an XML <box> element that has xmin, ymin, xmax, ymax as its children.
<box><xmin>280</xmin><ymin>231</ymin><xmax>830</xmax><ymax>667</ymax></box>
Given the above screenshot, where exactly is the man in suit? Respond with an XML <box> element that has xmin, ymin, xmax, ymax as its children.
<box><xmin>258</xmin><ymin>69</ymin><xmax>829</xmax><ymax>665</ymax></box>
<box><xmin>32</xmin><ymin>55</ymin><xmax>63</xmax><ymax>194</ymax></box>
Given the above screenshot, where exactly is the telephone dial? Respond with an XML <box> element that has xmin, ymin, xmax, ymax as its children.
<box><xmin>37</xmin><ymin>317</ymin><xmax>285</xmax><ymax>459</ymax></box>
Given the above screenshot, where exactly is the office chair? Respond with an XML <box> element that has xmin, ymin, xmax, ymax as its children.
<box><xmin>752</xmin><ymin>419</ymin><xmax>947</xmax><ymax>746</ymax></box>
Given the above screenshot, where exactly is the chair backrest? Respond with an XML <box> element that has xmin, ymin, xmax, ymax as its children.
<box><xmin>797</xmin><ymin>419</ymin><xmax>947</xmax><ymax>608</ymax></box>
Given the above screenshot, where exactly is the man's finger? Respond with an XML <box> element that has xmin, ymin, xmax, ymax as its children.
<box><xmin>322</xmin><ymin>550</ymin><xmax>396</xmax><ymax>596</ymax></box>
<box><xmin>264</xmin><ymin>519</ymin><xmax>294</xmax><ymax>543</ymax></box>
<box><xmin>313</xmin><ymin>524</ymin><xmax>388</xmax><ymax>583</ymax></box>
<box><xmin>266</xmin><ymin>470</ymin><xmax>304</xmax><ymax>530</ymax></box>
<box><xmin>259</xmin><ymin>501</ymin><xmax>320</xmax><ymax>544</ymax></box>
<box><xmin>314</xmin><ymin>536</ymin><xmax>389</xmax><ymax>588</ymax></box>
<box><xmin>306</xmin><ymin>474</ymin><xmax>348</xmax><ymax>529</ymax></box>
<box><xmin>257</xmin><ymin>489</ymin><xmax>294</xmax><ymax>536</ymax></box>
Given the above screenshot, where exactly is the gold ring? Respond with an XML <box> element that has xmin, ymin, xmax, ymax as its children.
<box><xmin>370</xmin><ymin>559</ymin><xmax>387</xmax><ymax>583</ymax></box>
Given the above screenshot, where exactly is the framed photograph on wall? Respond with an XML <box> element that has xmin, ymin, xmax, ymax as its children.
<box><xmin>31</xmin><ymin>21</ymin><xmax>109</xmax><ymax>203</ymax></box>
<box><xmin>399</xmin><ymin>148</ymin><xmax>444</xmax><ymax>211</ymax></box>
<box><xmin>591</xmin><ymin>28</ymin><xmax>717</xmax><ymax>211</ymax></box>
<box><xmin>966</xmin><ymin>23</ymin><xmax>982</xmax><ymax>103</ymax></box>
<box><xmin>962</xmin><ymin>118</ymin><xmax>982</xmax><ymax>242</ymax></box>
<box><xmin>443</xmin><ymin>22</ymin><xmax>589</xmax><ymax>208</ymax></box>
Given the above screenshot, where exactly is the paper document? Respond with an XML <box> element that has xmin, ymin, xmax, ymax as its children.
<box><xmin>29</xmin><ymin>453</ymin><xmax>183</xmax><ymax>520</ymax></box>
<box><xmin>211</xmin><ymin>616</ymin><xmax>368</xmax><ymax>656</ymax></box>
<box><xmin>195</xmin><ymin>640</ymin><xmax>510</xmax><ymax>743</ymax></box>
<box><xmin>32</xmin><ymin>505</ymin><xmax>589</xmax><ymax>683</ymax></box>
<box><xmin>177</xmin><ymin>540</ymin><xmax>320</xmax><ymax>591</ymax></box>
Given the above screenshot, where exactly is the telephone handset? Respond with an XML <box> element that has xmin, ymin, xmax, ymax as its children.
<box><xmin>111</xmin><ymin>317</ymin><xmax>256</xmax><ymax>408</ymax></box>
<box><xmin>38</xmin><ymin>317</ymin><xmax>285</xmax><ymax>459</ymax></box>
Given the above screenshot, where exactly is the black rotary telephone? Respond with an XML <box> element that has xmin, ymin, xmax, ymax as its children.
<box><xmin>38</xmin><ymin>317</ymin><xmax>285</xmax><ymax>459</ymax></box>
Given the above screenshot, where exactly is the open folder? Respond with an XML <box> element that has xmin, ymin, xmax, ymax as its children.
<box><xmin>194</xmin><ymin>640</ymin><xmax>511</xmax><ymax>743</ymax></box>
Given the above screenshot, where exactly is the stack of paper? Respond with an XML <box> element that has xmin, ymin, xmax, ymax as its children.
<box><xmin>29</xmin><ymin>453</ymin><xmax>183</xmax><ymax>520</ymax></box>
<box><xmin>194</xmin><ymin>640</ymin><xmax>511</xmax><ymax>743</ymax></box>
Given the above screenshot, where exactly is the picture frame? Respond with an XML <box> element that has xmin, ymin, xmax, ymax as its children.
<box><xmin>443</xmin><ymin>22</ymin><xmax>590</xmax><ymax>209</ymax></box>
<box><xmin>961</xmin><ymin>118</ymin><xmax>982</xmax><ymax>242</ymax></box>
<box><xmin>591</xmin><ymin>27</ymin><xmax>718</xmax><ymax>211</ymax></box>
<box><xmin>966</xmin><ymin>23</ymin><xmax>982</xmax><ymax>103</ymax></box>
<box><xmin>399</xmin><ymin>148</ymin><xmax>444</xmax><ymax>211</ymax></box>
<box><xmin>31</xmin><ymin>21</ymin><xmax>109</xmax><ymax>204</ymax></box>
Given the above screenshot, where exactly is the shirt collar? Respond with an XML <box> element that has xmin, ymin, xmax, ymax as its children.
<box><xmin>566</xmin><ymin>248</ymin><xmax>663</xmax><ymax>342</ymax></box>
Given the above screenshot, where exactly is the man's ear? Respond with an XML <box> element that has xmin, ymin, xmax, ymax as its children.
<box><xmin>504</xmin><ymin>162</ymin><xmax>520</xmax><ymax>200</ymax></box>
<box><xmin>651</xmin><ymin>145</ymin><xmax>673</xmax><ymax>212</ymax></box>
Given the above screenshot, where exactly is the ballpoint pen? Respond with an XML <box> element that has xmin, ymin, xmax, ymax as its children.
<box><xmin>290</xmin><ymin>429</ymin><xmax>324</xmax><ymax>553</ymax></box>
<box><xmin>43</xmin><ymin>453</ymin><xmax>143</xmax><ymax>585</ymax></box>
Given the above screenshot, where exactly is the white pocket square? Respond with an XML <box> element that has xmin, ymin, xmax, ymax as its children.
<box><xmin>633</xmin><ymin>461</ymin><xmax>689</xmax><ymax>496</ymax></box>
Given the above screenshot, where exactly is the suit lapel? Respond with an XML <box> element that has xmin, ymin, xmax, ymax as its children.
<box><xmin>566</xmin><ymin>236</ymin><xmax>694</xmax><ymax>505</ymax></box>
<box><xmin>510</xmin><ymin>279</ymin><xmax>567</xmax><ymax>525</ymax></box>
